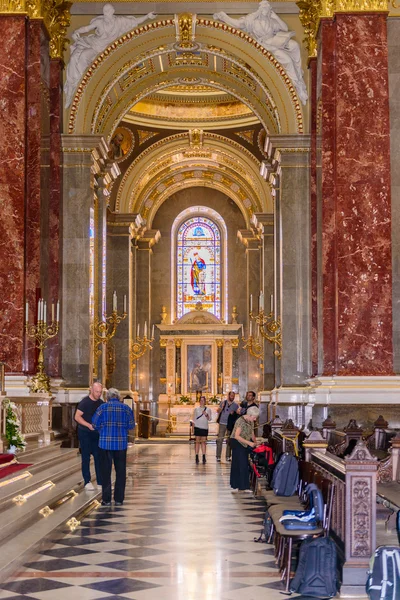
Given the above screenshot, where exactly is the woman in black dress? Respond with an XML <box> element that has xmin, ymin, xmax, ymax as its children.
<box><xmin>230</xmin><ymin>406</ymin><xmax>259</xmax><ymax>491</ymax></box>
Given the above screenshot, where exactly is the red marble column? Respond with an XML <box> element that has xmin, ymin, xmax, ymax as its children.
<box><xmin>0</xmin><ymin>17</ymin><xmax>27</xmax><ymax>373</ymax></box>
<box><xmin>319</xmin><ymin>13</ymin><xmax>393</xmax><ymax>376</ymax></box>
<box><xmin>25</xmin><ymin>20</ymin><xmax>44</xmax><ymax>374</ymax></box>
<box><xmin>48</xmin><ymin>58</ymin><xmax>63</xmax><ymax>377</ymax></box>
<box><xmin>309</xmin><ymin>56</ymin><xmax>318</xmax><ymax>376</ymax></box>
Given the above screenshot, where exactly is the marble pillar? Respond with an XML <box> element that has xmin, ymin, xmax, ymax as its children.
<box><xmin>309</xmin><ymin>57</ymin><xmax>318</xmax><ymax>376</ymax></box>
<box><xmin>135</xmin><ymin>230</ymin><xmax>160</xmax><ymax>402</ymax></box>
<box><xmin>272</xmin><ymin>135</ymin><xmax>312</xmax><ymax>389</ymax></box>
<box><xmin>106</xmin><ymin>220</ymin><xmax>131</xmax><ymax>391</ymax></box>
<box><xmin>61</xmin><ymin>135</ymin><xmax>106</xmax><ymax>387</ymax></box>
<box><xmin>0</xmin><ymin>16</ymin><xmax>27</xmax><ymax>373</ymax></box>
<box><xmin>247</xmin><ymin>239</ymin><xmax>262</xmax><ymax>392</ymax></box>
<box><xmin>255</xmin><ymin>214</ymin><xmax>275</xmax><ymax>391</ymax></box>
<box><xmin>318</xmin><ymin>13</ymin><xmax>393</xmax><ymax>376</ymax></box>
<box><xmin>26</xmin><ymin>22</ymin><xmax>50</xmax><ymax>373</ymax></box>
<box><xmin>48</xmin><ymin>59</ymin><xmax>63</xmax><ymax>377</ymax></box>
<box><xmin>388</xmin><ymin>20</ymin><xmax>400</xmax><ymax>373</ymax></box>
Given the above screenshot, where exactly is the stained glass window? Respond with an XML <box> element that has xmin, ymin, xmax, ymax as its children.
<box><xmin>177</xmin><ymin>216</ymin><xmax>221</xmax><ymax>319</ymax></box>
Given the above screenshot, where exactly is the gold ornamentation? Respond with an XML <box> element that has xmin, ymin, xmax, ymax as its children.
<box><xmin>93</xmin><ymin>308</ymin><xmax>127</xmax><ymax>361</ymax></box>
<box><xmin>297</xmin><ymin>0</ymin><xmax>388</xmax><ymax>57</ymax></box>
<box><xmin>13</xmin><ymin>481</ymin><xmax>55</xmax><ymax>504</ymax></box>
<box><xmin>178</xmin><ymin>13</ymin><xmax>195</xmax><ymax>48</ymax></box>
<box><xmin>39</xmin><ymin>505</ymin><xmax>54</xmax><ymax>517</ymax></box>
<box><xmin>249</xmin><ymin>308</ymin><xmax>282</xmax><ymax>359</ymax></box>
<box><xmin>242</xmin><ymin>334</ymin><xmax>263</xmax><ymax>360</ymax></box>
<box><xmin>66</xmin><ymin>517</ymin><xmax>80</xmax><ymax>531</ymax></box>
<box><xmin>297</xmin><ymin>0</ymin><xmax>320</xmax><ymax>57</ymax></box>
<box><xmin>25</xmin><ymin>311</ymin><xmax>60</xmax><ymax>394</ymax></box>
<box><xmin>130</xmin><ymin>334</ymin><xmax>154</xmax><ymax>373</ymax></box>
<box><xmin>0</xmin><ymin>0</ymin><xmax>25</xmax><ymax>12</ymax></box>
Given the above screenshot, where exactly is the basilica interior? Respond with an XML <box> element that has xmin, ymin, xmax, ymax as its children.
<box><xmin>0</xmin><ymin>0</ymin><xmax>400</xmax><ymax>598</ymax></box>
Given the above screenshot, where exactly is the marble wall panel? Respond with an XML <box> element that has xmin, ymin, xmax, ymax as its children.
<box><xmin>320</xmin><ymin>19</ymin><xmax>338</xmax><ymax>376</ymax></box>
<box><xmin>318</xmin><ymin>14</ymin><xmax>393</xmax><ymax>377</ymax></box>
<box><xmin>0</xmin><ymin>17</ymin><xmax>27</xmax><ymax>372</ymax></box>
<box><xmin>61</xmin><ymin>146</ymin><xmax>95</xmax><ymax>386</ymax></box>
<box><xmin>335</xmin><ymin>14</ymin><xmax>392</xmax><ymax>376</ymax></box>
<box><xmin>388</xmin><ymin>20</ymin><xmax>400</xmax><ymax>374</ymax></box>
<box><xmin>309</xmin><ymin>57</ymin><xmax>318</xmax><ymax>376</ymax></box>
<box><xmin>47</xmin><ymin>59</ymin><xmax>62</xmax><ymax>376</ymax></box>
<box><xmin>279</xmin><ymin>149</ymin><xmax>311</xmax><ymax>386</ymax></box>
<box><xmin>106</xmin><ymin>228</ymin><xmax>131</xmax><ymax>390</ymax></box>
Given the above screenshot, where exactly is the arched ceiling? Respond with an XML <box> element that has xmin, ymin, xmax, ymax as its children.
<box><xmin>67</xmin><ymin>16</ymin><xmax>304</xmax><ymax>136</ymax></box>
<box><xmin>113</xmin><ymin>131</ymin><xmax>272</xmax><ymax>226</ymax></box>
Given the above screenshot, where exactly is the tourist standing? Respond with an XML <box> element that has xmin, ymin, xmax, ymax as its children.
<box><xmin>192</xmin><ymin>395</ymin><xmax>212</xmax><ymax>464</ymax></box>
<box><xmin>216</xmin><ymin>391</ymin><xmax>238</xmax><ymax>462</ymax></box>
<box><xmin>230</xmin><ymin>406</ymin><xmax>260</xmax><ymax>492</ymax></box>
<box><xmin>92</xmin><ymin>387</ymin><xmax>135</xmax><ymax>506</ymax></box>
<box><xmin>75</xmin><ymin>381</ymin><xmax>104</xmax><ymax>491</ymax></box>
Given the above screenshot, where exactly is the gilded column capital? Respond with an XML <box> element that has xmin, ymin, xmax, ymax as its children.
<box><xmin>22</xmin><ymin>0</ymin><xmax>71</xmax><ymax>61</ymax></box>
<box><xmin>297</xmin><ymin>0</ymin><xmax>389</xmax><ymax>57</ymax></box>
<box><xmin>0</xmin><ymin>0</ymin><xmax>26</xmax><ymax>13</ymax></box>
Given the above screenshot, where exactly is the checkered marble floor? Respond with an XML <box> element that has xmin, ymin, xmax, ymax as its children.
<box><xmin>1</xmin><ymin>443</ymin><xmax>310</xmax><ymax>600</ymax></box>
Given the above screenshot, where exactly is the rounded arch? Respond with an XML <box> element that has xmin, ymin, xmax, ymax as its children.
<box><xmin>66</xmin><ymin>17</ymin><xmax>304</xmax><ymax>136</ymax></box>
<box><xmin>113</xmin><ymin>131</ymin><xmax>273</xmax><ymax>226</ymax></box>
<box><xmin>171</xmin><ymin>206</ymin><xmax>228</xmax><ymax>322</ymax></box>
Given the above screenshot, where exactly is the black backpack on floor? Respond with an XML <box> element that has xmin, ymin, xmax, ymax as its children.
<box><xmin>290</xmin><ymin>536</ymin><xmax>337</xmax><ymax>598</ymax></box>
<box><xmin>366</xmin><ymin>546</ymin><xmax>400</xmax><ymax>600</ymax></box>
<box><xmin>254</xmin><ymin>509</ymin><xmax>273</xmax><ymax>544</ymax></box>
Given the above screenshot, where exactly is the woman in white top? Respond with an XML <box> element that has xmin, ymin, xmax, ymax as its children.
<box><xmin>192</xmin><ymin>396</ymin><xmax>212</xmax><ymax>464</ymax></box>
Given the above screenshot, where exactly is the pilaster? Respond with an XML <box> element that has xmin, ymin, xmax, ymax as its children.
<box><xmin>318</xmin><ymin>11</ymin><xmax>393</xmax><ymax>376</ymax></box>
<box><xmin>0</xmin><ymin>15</ymin><xmax>27</xmax><ymax>373</ymax></box>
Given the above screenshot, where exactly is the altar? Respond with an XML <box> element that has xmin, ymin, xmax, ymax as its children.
<box><xmin>156</xmin><ymin>303</ymin><xmax>242</xmax><ymax>436</ymax></box>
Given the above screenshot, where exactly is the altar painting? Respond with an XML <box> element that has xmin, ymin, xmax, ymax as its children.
<box><xmin>177</xmin><ymin>217</ymin><xmax>221</xmax><ymax>319</ymax></box>
<box><xmin>187</xmin><ymin>344</ymin><xmax>212</xmax><ymax>393</ymax></box>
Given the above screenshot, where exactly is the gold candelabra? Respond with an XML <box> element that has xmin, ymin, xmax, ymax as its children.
<box><xmin>93</xmin><ymin>310</ymin><xmax>127</xmax><ymax>359</ymax></box>
<box><xmin>242</xmin><ymin>333</ymin><xmax>264</xmax><ymax>360</ymax></box>
<box><xmin>25</xmin><ymin>299</ymin><xmax>60</xmax><ymax>393</ymax></box>
<box><xmin>130</xmin><ymin>333</ymin><xmax>154</xmax><ymax>373</ymax></box>
<box><xmin>250</xmin><ymin>309</ymin><xmax>282</xmax><ymax>359</ymax></box>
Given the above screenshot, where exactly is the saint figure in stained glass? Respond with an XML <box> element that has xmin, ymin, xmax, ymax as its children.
<box><xmin>191</xmin><ymin>252</ymin><xmax>206</xmax><ymax>295</ymax></box>
<box><xmin>176</xmin><ymin>215</ymin><xmax>222</xmax><ymax>319</ymax></box>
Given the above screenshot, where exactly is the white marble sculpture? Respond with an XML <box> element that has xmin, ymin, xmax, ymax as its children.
<box><xmin>213</xmin><ymin>0</ymin><xmax>308</xmax><ymax>105</ymax></box>
<box><xmin>65</xmin><ymin>3</ymin><xmax>157</xmax><ymax>107</ymax></box>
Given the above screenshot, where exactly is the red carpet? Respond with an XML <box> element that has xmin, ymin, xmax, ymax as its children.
<box><xmin>0</xmin><ymin>463</ymin><xmax>32</xmax><ymax>479</ymax></box>
<box><xmin>0</xmin><ymin>453</ymin><xmax>15</xmax><ymax>466</ymax></box>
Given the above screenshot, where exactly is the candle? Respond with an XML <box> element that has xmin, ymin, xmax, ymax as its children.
<box><xmin>102</xmin><ymin>297</ymin><xmax>106</xmax><ymax>317</ymax></box>
<box><xmin>259</xmin><ymin>292</ymin><xmax>264</xmax><ymax>311</ymax></box>
<box><xmin>270</xmin><ymin>294</ymin><xmax>274</xmax><ymax>313</ymax></box>
<box><xmin>25</xmin><ymin>302</ymin><xmax>28</xmax><ymax>323</ymax></box>
<box><xmin>43</xmin><ymin>301</ymin><xmax>47</xmax><ymax>324</ymax></box>
<box><xmin>151</xmin><ymin>324</ymin><xmax>154</xmax><ymax>339</ymax></box>
<box><xmin>113</xmin><ymin>291</ymin><xmax>117</xmax><ymax>312</ymax></box>
<box><xmin>56</xmin><ymin>300</ymin><xmax>60</xmax><ymax>322</ymax></box>
<box><xmin>144</xmin><ymin>321</ymin><xmax>147</xmax><ymax>338</ymax></box>
<box><xmin>137</xmin><ymin>323</ymin><xmax>140</xmax><ymax>338</ymax></box>
<box><xmin>250</xmin><ymin>294</ymin><xmax>253</xmax><ymax>313</ymax></box>
<box><xmin>250</xmin><ymin>319</ymin><xmax>253</xmax><ymax>336</ymax></box>
<box><xmin>39</xmin><ymin>299</ymin><xmax>43</xmax><ymax>322</ymax></box>
<box><xmin>51</xmin><ymin>303</ymin><xmax>54</xmax><ymax>323</ymax></box>
<box><xmin>37</xmin><ymin>299</ymin><xmax>40</xmax><ymax>321</ymax></box>
<box><xmin>123</xmin><ymin>294</ymin><xmax>127</xmax><ymax>314</ymax></box>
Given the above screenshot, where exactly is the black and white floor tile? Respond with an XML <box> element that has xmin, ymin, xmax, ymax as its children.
<box><xmin>0</xmin><ymin>444</ymin><xmax>308</xmax><ymax>600</ymax></box>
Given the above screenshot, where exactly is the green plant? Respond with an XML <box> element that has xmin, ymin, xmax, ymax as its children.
<box><xmin>178</xmin><ymin>395</ymin><xmax>191</xmax><ymax>405</ymax></box>
<box><xmin>3</xmin><ymin>398</ymin><xmax>26</xmax><ymax>451</ymax></box>
<box><xmin>209</xmin><ymin>395</ymin><xmax>220</xmax><ymax>405</ymax></box>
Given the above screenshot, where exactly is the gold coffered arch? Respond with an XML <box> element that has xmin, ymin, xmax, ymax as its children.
<box><xmin>67</xmin><ymin>17</ymin><xmax>304</xmax><ymax>136</ymax></box>
<box><xmin>114</xmin><ymin>132</ymin><xmax>271</xmax><ymax>225</ymax></box>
